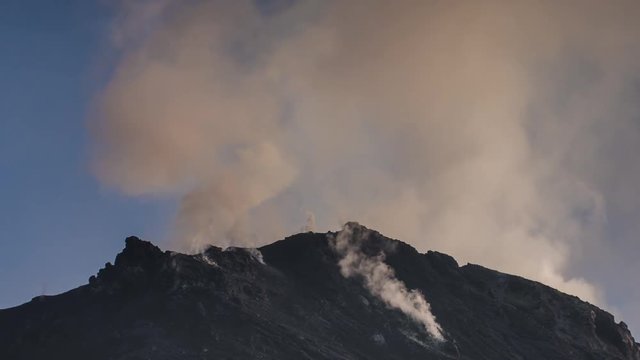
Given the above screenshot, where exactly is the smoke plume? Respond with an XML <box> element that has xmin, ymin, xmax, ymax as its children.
<box><xmin>91</xmin><ymin>0</ymin><xmax>640</xmax><ymax>327</ymax></box>
<box><xmin>331</xmin><ymin>223</ymin><xmax>444</xmax><ymax>341</ymax></box>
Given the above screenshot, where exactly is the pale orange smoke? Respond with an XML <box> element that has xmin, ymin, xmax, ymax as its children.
<box><xmin>91</xmin><ymin>1</ymin><xmax>640</xmax><ymax>321</ymax></box>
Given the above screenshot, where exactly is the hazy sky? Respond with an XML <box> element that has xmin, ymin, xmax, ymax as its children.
<box><xmin>0</xmin><ymin>0</ymin><xmax>175</xmax><ymax>309</ymax></box>
<box><xmin>2</xmin><ymin>0</ymin><xmax>640</xmax><ymax>337</ymax></box>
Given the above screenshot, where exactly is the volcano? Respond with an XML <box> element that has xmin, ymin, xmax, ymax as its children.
<box><xmin>1</xmin><ymin>223</ymin><xmax>638</xmax><ymax>359</ymax></box>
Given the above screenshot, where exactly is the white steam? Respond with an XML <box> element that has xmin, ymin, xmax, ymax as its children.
<box><xmin>91</xmin><ymin>0</ymin><xmax>640</xmax><ymax>327</ymax></box>
<box><xmin>331</xmin><ymin>223</ymin><xmax>444</xmax><ymax>341</ymax></box>
<box><xmin>302</xmin><ymin>212</ymin><xmax>316</xmax><ymax>232</ymax></box>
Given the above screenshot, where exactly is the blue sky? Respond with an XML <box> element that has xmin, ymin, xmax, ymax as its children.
<box><xmin>0</xmin><ymin>0</ymin><xmax>174</xmax><ymax>308</ymax></box>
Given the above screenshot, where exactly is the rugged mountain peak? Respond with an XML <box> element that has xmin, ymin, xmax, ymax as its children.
<box><xmin>424</xmin><ymin>251</ymin><xmax>459</xmax><ymax>271</ymax></box>
<box><xmin>2</xmin><ymin>226</ymin><xmax>639</xmax><ymax>360</ymax></box>
<box><xmin>115</xmin><ymin>236</ymin><xmax>164</xmax><ymax>266</ymax></box>
<box><xmin>336</xmin><ymin>222</ymin><xmax>404</xmax><ymax>256</ymax></box>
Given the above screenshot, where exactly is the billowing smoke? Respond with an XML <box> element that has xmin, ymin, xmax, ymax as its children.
<box><xmin>91</xmin><ymin>0</ymin><xmax>640</xmax><ymax>326</ymax></box>
<box><xmin>331</xmin><ymin>222</ymin><xmax>444</xmax><ymax>341</ymax></box>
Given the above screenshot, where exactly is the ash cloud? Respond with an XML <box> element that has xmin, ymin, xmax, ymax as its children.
<box><xmin>91</xmin><ymin>0</ymin><xmax>640</xmax><ymax>328</ymax></box>
<box><xmin>331</xmin><ymin>223</ymin><xmax>444</xmax><ymax>341</ymax></box>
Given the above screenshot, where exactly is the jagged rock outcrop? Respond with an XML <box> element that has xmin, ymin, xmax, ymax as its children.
<box><xmin>1</xmin><ymin>224</ymin><xmax>638</xmax><ymax>359</ymax></box>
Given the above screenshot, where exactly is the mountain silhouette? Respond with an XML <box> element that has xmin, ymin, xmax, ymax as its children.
<box><xmin>1</xmin><ymin>223</ymin><xmax>638</xmax><ymax>359</ymax></box>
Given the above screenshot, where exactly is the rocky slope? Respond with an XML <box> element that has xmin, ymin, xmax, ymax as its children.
<box><xmin>1</xmin><ymin>223</ymin><xmax>638</xmax><ymax>359</ymax></box>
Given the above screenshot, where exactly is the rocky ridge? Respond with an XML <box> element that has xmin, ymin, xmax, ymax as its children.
<box><xmin>0</xmin><ymin>223</ymin><xmax>638</xmax><ymax>359</ymax></box>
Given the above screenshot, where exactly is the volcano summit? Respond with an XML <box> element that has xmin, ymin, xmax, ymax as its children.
<box><xmin>1</xmin><ymin>223</ymin><xmax>638</xmax><ymax>359</ymax></box>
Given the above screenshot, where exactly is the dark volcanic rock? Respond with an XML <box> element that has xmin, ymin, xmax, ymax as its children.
<box><xmin>1</xmin><ymin>224</ymin><xmax>638</xmax><ymax>359</ymax></box>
